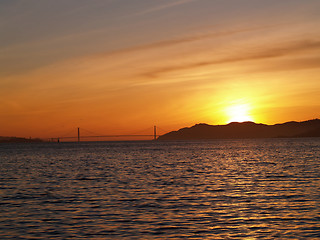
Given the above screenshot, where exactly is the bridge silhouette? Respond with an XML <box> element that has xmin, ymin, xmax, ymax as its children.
<box><xmin>49</xmin><ymin>126</ymin><xmax>167</xmax><ymax>142</ymax></box>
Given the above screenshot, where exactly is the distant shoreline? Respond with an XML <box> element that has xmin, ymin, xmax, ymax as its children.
<box><xmin>0</xmin><ymin>137</ymin><xmax>43</xmax><ymax>143</ymax></box>
<box><xmin>2</xmin><ymin>119</ymin><xmax>320</xmax><ymax>143</ymax></box>
<box><xmin>0</xmin><ymin>137</ymin><xmax>319</xmax><ymax>144</ymax></box>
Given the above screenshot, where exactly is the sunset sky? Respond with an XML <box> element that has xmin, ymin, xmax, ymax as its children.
<box><xmin>1</xmin><ymin>0</ymin><xmax>320</xmax><ymax>139</ymax></box>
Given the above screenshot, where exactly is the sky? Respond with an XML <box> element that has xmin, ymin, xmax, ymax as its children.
<box><xmin>1</xmin><ymin>0</ymin><xmax>320</xmax><ymax>139</ymax></box>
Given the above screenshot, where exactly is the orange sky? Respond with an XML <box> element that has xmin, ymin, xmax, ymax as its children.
<box><xmin>1</xmin><ymin>0</ymin><xmax>320</xmax><ymax>139</ymax></box>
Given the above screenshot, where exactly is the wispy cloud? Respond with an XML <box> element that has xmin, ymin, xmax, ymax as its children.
<box><xmin>133</xmin><ymin>0</ymin><xmax>199</xmax><ymax>16</ymax></box>
<box><xmin>141</xmin><ymin>39</ymin><xmax>320</xmax><ymax>78</ymax></box>
<box><xmin>94</xmin><ymin>24</ymin><xmax>281</xmax><ymax>60</ymax></box>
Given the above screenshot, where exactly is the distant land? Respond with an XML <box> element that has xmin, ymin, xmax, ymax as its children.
<box><xmin>1</xmin><ymin>119</ymin><xmax>319</xmax><ymax>143</ymax></box>
<box><xmin>0</xmin><ymin>136</ymin><xmax>43</xmax><ymax>143</ymax></box>
<box><xmin>157</xmin><ymin>119</ymin><xmax>320</xmax><ymax>140</ymax></box>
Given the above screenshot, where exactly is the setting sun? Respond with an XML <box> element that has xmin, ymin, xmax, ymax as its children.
<box><xmin>226</xmin><ymin>104</ymin><xmax>254</xmax><ymax>123</ymax></box>
<box><xmin>1</xmin><ymin>1</ymin><xmax>319</xmax><ymax>238</ymax></box>
<box><xmin>0</xmin><ymin>0</ymin><xmax>319</xmax><ymax>139</ymax></box>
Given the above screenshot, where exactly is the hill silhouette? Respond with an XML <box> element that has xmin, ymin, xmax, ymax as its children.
<box><xmin>0</xmin><ymin>136</ymin><xmax>43</xmax><ymax>143</ymax></box>
<box><xmin>158</xmin><ymin>119</ymin><xmax>320</xmax><ymax>140</ymax></box>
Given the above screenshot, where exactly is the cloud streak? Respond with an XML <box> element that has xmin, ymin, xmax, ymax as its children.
<box><xmin>132</xmin><ymin>0</ymin><xmax>199</xmax><ymax>16</ymax></box>
<box><xmin>94</xmin><ymin>24</ymin><xmax>282</xmax><ymax>59</ymax></box>
<box><xmin>140</xmin><ymin>39</ymin><xmax>320</xmax><ymax>78</ymax></box>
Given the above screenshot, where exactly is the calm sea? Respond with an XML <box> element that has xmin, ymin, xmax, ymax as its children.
<box><xmin>0</xmin><ymin>139</ymin><xmax>319</xmax><ymax>239</ymax></box>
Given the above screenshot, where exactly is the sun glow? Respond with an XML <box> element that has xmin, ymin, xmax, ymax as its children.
<box><xmin>226</xmin><ymin>103</ymin><xmax>254</xmax><ymax>123</ymax></box>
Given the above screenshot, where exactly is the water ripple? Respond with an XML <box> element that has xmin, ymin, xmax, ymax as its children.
<box><xmin>0</xmin><ymin>139</ymin><xmax>319</xmax><ymax>239</ymax></box>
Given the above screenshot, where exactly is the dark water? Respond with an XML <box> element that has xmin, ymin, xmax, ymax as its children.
<box><xmin>0</xmin><ymin>139</ymin><xmax>319</xmax><ymax>239</ymax></box>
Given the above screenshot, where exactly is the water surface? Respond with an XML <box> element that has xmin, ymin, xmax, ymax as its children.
<box><xmin>1</xmin><ymin>139</ymin><xmax>319</xmax><ymax>239</ymax></box>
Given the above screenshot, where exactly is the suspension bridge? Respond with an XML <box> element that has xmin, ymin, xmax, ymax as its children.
<box><xmin>48</xmin><ymin>126</ymin><xmax>167</xmax><ymax>142</ymax></box>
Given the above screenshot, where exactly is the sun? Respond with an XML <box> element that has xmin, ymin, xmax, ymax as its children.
<box><xmin>226</xmin><ymin>103</ymin><xmax>254</xmax><ymax>123</ymax></box>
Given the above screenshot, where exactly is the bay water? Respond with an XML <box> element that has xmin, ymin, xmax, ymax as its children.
<box><xmin>0</xmin><ymin>139</ymin><xmax>319</xmax><ymax>239</ymax></box>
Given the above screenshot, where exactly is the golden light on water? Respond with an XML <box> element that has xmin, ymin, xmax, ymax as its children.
<box><xmin>226</xmin><ymin>103</ymin><xmax>254</xmax><ymax>123</ymax></box>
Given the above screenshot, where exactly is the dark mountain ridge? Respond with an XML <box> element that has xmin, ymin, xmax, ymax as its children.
<box><xmin>158</xmin><ymin>119</ymin><xmax>320</xmax><ymax>140</ymax></box>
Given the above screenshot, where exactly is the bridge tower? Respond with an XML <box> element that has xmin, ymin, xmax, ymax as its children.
<box><xmin>154</xmin><ymin>126</ymin><xmax>157</xmax><ymax>140</ymax></box>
